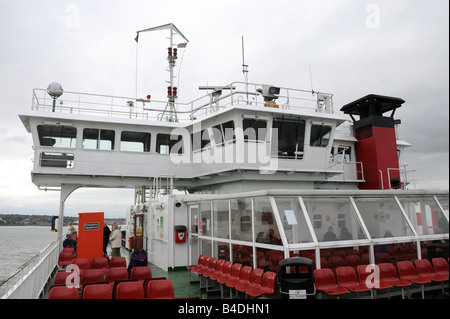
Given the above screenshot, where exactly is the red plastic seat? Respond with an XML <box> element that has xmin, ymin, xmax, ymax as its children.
<box><xmin>82</xmin><ymin>283</ymin><xmax>112</xmax><ymax>299</ymax></box>
<box><xmin>246</xmin><ymin>271</ymin><xmax>277</xmax><ymax>298</ymax></box>
<box><xmin>57</xmin><ymin>251</ymin><xmax>74</xmax><ymax>266</ymax></box>
<box><xmin>225</xmin><ymin>264</ymin><xmax>248</xmax><ymax>289</ymax></box>
<box><xmin>313</xmin><ymin>268</ymin><xmax>348</xmax><ymax>297</ymax></box>
<box><xmin>336</xmin><ymin>266</ymin><xmax>371</xmax><ymax>294</ymax></box>
<box><xmin>130</xmin><ymin>266</ymin><xmax>152</xmax><ymax>284</ymax></box>
<box><xmin>106</xmin><ymin>267</ymin><xmax>129</xmax><ymax>289</ymax></box>
<box><xmin>192</xmin><ymin>255</ymin><xmax>212</xmax><ymax>275</ymax></box>
<box><xmin>235</xmin><ymin>268</ymin><xmax>264</xmax><ymax>293</ymax></box>
<box><xmin>356</xmin><ymin>264</ymin><xmax>391</xmax><ymax>291</ymax></box>
<box><xmin>228</xmin><ymin>266</ymin><xmax>252</xmax><ymax>297</ymax></box>
<box><xmin>53</xmin><ymin>270</ymin><xmax>74</xmax><ymax>286</ymax></box>
<box><xmin>80</xmin><ymin>268</ymin><xmax>105</xmax><ymax>289</ymax></box>
<box><xmin>110</xmin><ymin>256</ymin><xmax>127</xmax><ymax>268</ymax></box>
<box><xmin>187</xmin><ymin>254</ymin><xmax>205</xmax><ymax>271</ymax></box>
<box><xmin>199</xmin><ymin>257</ymin><xmax>217</xmax><ymax>276</ymax></box>
<box><xmin>91</xmin><ymin>257</ymin><xmax>109</xmax><ymax>273</ymax></box>
<box><xmin>48</xmin><ymin>286</ymin><xmax>79</xmax><ymax>299</ymax></box>
<box><xmin>378</xmin><ymin>262</ymin><xmax>411</xmax><ymax>299</ymax></box>
<box><xmin>205</xmin><ymin>259</ymin><xmax>225</xmax><ymax>279</ymax></box>
<box><xmin>397</xmin><ymin>261</ymin><xmax>431</xmax><ymax>284</ymax></box>
<box><xmin>72</xmin><ymin>258</ymin><xmax>89</xmax><ymax>272</ymax></box>
<box><xmin>146</xmin><ymin>279</ymin><xmax>175</xmax><ymax>299</ymax></box>
<box><xmin>218</xmin><ymin>263</ymin><xmax>241</xmax><ymax>285</ymax></box>
<box><xmin>115</xmin><ymin>281</ymin><xmax>145</xmax><ymax>299</ymax></box>
<box><xmin>210</xmin><ymin>261</ymin><xmax>232</xmax><ymax>281</ymax></box>
<box><xmin>415</xmin><ymin>259</ymin><xmax>448</xmax><ymax>283</ymax></box>
<box><xmin>432</xmin><ymin>257</ymin><xmax>449</xmax><ymax>280</ymax></box>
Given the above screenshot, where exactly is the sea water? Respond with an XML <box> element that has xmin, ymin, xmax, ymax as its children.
<box><xmin>0</xmin><ymin>226</ymin><xmax>58</xmax><ymax>282</ymax></box>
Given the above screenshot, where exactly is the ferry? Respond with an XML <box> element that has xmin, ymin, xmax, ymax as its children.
<box><xmin>2</xmin><ymin>24</ymin><xmax>448</xmax><ymax>300</ymax></box>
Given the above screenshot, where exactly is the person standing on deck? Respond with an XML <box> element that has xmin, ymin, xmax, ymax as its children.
<box><xmin>110</xmin><ymin>224</ymin><xmax>121</xmax><ymax>257</ymax></box>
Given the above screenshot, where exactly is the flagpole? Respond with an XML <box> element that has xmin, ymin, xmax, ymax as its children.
<box><xmin>135</xmin><ymin>33</ymin><xmax>139</xmax><ymax>102</ymax></box>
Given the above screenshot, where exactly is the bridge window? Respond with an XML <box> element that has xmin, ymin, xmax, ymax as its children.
<box><xmin>310</xmin><ymin>124</ymin><xmax>332</xmax><ymax>147</ymax></box>
<box><xmin>120</xmin><ymin>131</ymin><xmax>151</xmax><ymax>152</ymax></box>
<box><xmin>212</xmin><ymin>120</ymin><xmax>235</xmax><ymax>145</ymax></box>
<box><xmin>156</xmin><ymin>133</ymin><xmax>183</xmax><ymax>154</ymax></box>
<box><xmin>243</xmin><ymin>118</ymin><xmax>267</xmax><ymax>142</ymax></box>
<box><xmin>192</xmin><ymin>129</ymin><xmax>211</xmax><ymax>151</ymax></box>
<box><xmin>272</xmin><ymin>117</ymin><xmax>305</xmax><ymax>159</ymax></box>
<box><xmin>83</xmin><ymin>128</ymin><xmax>115</xmax><ymax>150</ymax></box>
<box><xmin>37</xmin><ymin>125</ymin><xmax>77</xmax><ymax>148</ymax></box>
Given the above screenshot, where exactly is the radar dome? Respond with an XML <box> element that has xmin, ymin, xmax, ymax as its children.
<box><xmin>47</xmin><ymin>82</ymin><xmax>63</xmax><ymax>99</ymax></box>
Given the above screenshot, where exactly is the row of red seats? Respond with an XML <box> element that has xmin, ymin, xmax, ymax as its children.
<box><xmin>187</xmin><ymin>254</ymin><xmax>277</xmax><ymax>298</ymax></box>
<box><xmin>313</xmin><ymin>258</ymin><xmax>449</xmax><ymax>299</ymax></box>
<box><xmin>58</xmin><ymin>250</ymin><xmax>127</xmax><ymax>271</ymax></box>
<box><xmin>53</xmin><ymin>265</ymin><xmax>152</xmax><ymax>290</ymax></box>
<box><xmin>48</xmin><ymin>277</ymin><xmax>176</xmax><ymax>299</ymax></box>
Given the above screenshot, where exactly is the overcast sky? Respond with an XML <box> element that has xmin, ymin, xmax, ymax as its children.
<box><xmin>0</xmin><ymin>0</ymin><xmax>448</xmax><ymax>218</ymax></box>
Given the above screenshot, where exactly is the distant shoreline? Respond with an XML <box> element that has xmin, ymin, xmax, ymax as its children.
<box><xmin>0</xmin><ymin>214</ymin><xmax>125</xmax><ymax>227</ymax></box>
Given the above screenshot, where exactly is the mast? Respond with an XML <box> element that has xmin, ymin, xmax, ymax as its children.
<box><xmin>135</xmin><ymin>23</ymin><xmax>189</xmax><ymax>122</ymax></box>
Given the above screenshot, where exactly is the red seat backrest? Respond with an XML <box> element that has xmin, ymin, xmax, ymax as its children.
<box><xmin>73</xmin><ymin>258</ymin><xmax>89</xmax><ymax>271</ymax></box>
<box><xmin>313</xmin><ymin>268</ymin><xmax>338</xmax><ymax>290</ymax></box>
<box><xmin>336</xmin><ymin>266</ymin><xmax>359</xmax><ymax>286</ymax></box>
<box><xmin>110</xmin><ymin>257</ymin><xmax>127</xmax><ymax>268</ymax></box>
<box><xmin>115</xmin><ymin>281</ymin><xmax>145</xmax><ymax>299</ymax></box>
<box><xmin>82</xmin><ymin>283</ymin><xmax>112</xmax><ymax>299</ymax></box>
<box><xmin>378</xmin><ymin>263</ymin><xmax>399</xmax><ymax>281</ymax></box>
<box><xmin>130</xmin><ymin>266</ymin><xmax>152</xmax><ymax>281</ymax></box>
<box><xmin>91</xmin><ymin>257</ymin><xmax>108</xmax><ymax>269</ymax></box>
<box><xmin>106</xmin><ymin>267</ymin><xmax>129</xmax><ymax>283</ymax></box>
<box><xmin>48</xmin><ymin>286</ymin><xmax>79</xmax><ymax>299</ymax></box>
<box><xmin>261</xmin><ymin>271</ymin><xmax>276</xmax><ymax>291</ymax></box>
<box><xmin>415</xmin><ymin>259</ymin><xmax>434</xmax><ymax>276</ymax></box>
<box><xmin>146</xmin><ymin>279</ymin><xmax>175</xmax><ymax>299</ymax></box>
<box><xmin>80</xmin><ymin>269</ymin><xmax>105</xmax><ymax>286</ymax></box>
<box><xmin>432</xmin><ymin>257</ymin><xmax>449</xmax><ymax>275</ymax></box>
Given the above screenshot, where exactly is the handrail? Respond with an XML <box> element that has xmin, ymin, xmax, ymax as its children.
<box><xmin>30</xmin><ymin>81</ymin><xmax>332</xmax><ymax>123</ymax></box>
<box><xmin>0</xmin><ymin>239</ymin><xmax>60</xmax><ymax>299</ymax></box>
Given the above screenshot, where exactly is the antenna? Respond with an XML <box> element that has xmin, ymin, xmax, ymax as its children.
<box><xmin>309</xmin><ymin>64</ymin><xmax>315</xmax><ymax>95</ymax></box>
<box><xmin>242</xmin><ymin>36</ymin><xmax>249</xmax><ymax>103</ymax></box>
<box><xmin>134</xmin><ymin>23</ymin><xmax>189</xmax><ymax>122</ymax></box>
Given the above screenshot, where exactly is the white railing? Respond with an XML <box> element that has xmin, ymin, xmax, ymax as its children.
<box><xmin>31</xmin><ymin>82</ymin><xmax>332</xmax><ymax>122</ymax></box>
<box><xmin>0</xmin><ymin>239</ymin><xmax>59</xmax><ymax>299</ymax></box>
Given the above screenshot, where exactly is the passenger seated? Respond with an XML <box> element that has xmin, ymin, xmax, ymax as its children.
<box><xmin>323</xmin><ymin>226</ymin><xmax>337</xmax><ymax>241</ymax></box>
<box><xmin>63</xmin><ymin>234</ymin><xmax>77</xmax><ymax>253</ymax></box>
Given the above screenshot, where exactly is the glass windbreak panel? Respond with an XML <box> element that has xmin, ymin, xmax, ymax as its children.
<box><xmin>120</xmin><ymin>131</ymin><xmax>150</xmax><ymax>152</ymax></box>
<box><xmin>201</xmin><ymin>239</ymin><xmax>212</xmax><ymax>257</ymax></box>
<box><xmin>37</xmin><ymin>125</ymin><xmax>77</xmax><ymax>148</ymax></box>
<box><xmin>199</xmin><ymin>201</ymin><xmax>212</xmax><ymax>237</ymax></box>
<box><xmin>436</xmin><ymin>196</ymin><xmax>449</xmax><ymax>219</ymax></box>
<box><xmin>275</xmin><ymin>197</ymin><xmax>313</xmax><ymax>244</ymax></box>
<box><xmin>83</xmin><ymin>128</ymin><xmax>115</xmax><ymax>150</ymax></box>
<box><xmin>375</xmin><ymin>242</ymin><xmax>417</xmax><ymax>264</ymax></box>
<box><xmin>272</xmin><ymin>117</ymin><xmax>305</xmax><ymax>159</ymax></box>
<box><xmin>302</xmin><ymin>197</ymin><xmax>366</xmax><ymax>242</ymax></box>
<box><xmin>190</xmin><ymin>206</ymin><xmax>198</xmax><ymax>234</ymax></box>
<box><xmin>213</xmin><ymin>200</ymin><xmax>230</xmax><ymax>239</ymax></box>
<box><xmin>230</xmin><ymin>198</ymin><xmax>252</xmax><ymax>242</ymax></box>
<box><xmin>397</xmin><ymin>196</ymin><xmax>449</xmax><ymax>235</ymax></box>
<box><xmin>354</xmin><ymin>197</ymin><xmax>413</xmax><ymax>239</ymax></box>
<box><xmin>232</xmin><ymin>244</ymin><xmax>253</xmax><ymax>265</ymax></box>
<box><xmin>254</xmin><ymin>197</ymin><xmax>282</xmax><ymax>246</ymax></box>
<box><xmin>215</xmin><ymin>241</ymin><xmax>230</xmax><ymax>260</ymax></box>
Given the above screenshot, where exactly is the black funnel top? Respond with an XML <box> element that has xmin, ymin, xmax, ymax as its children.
<box><xmin>340</xmin><ymin>94</ymin><xmax>405</xmax><ymax>119</ymax></box>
